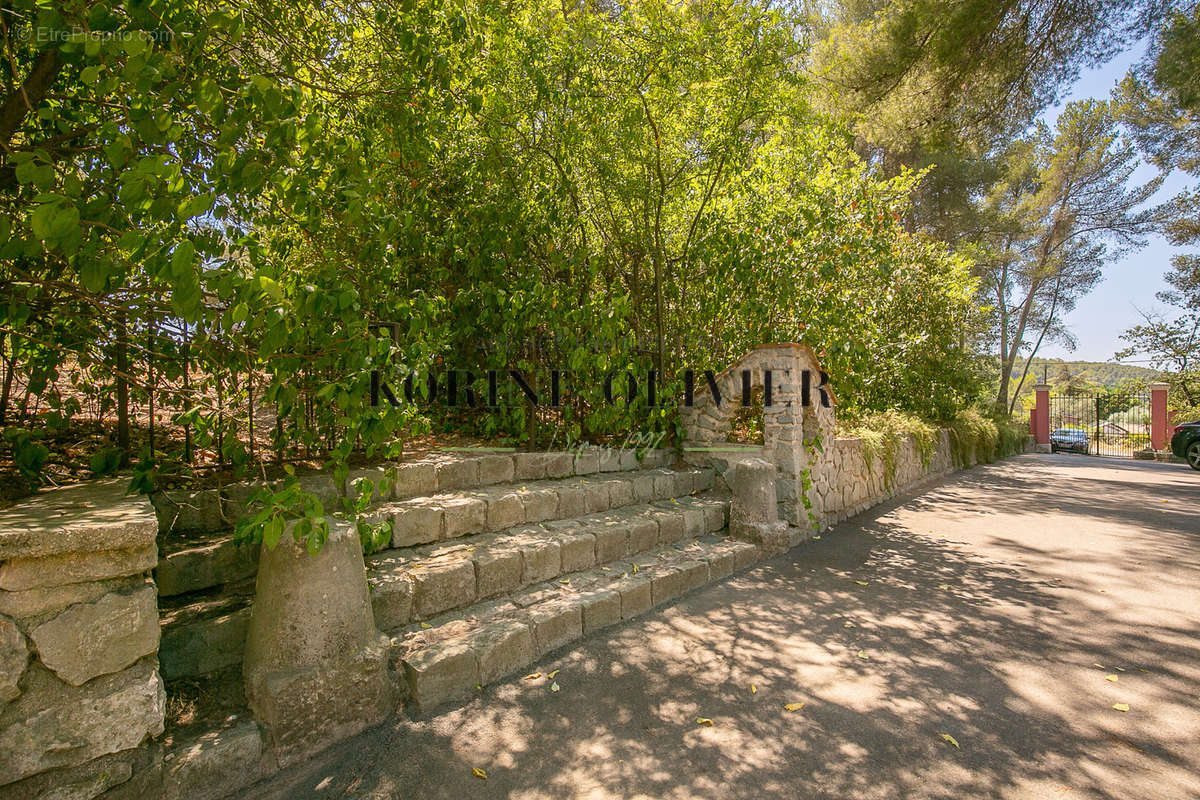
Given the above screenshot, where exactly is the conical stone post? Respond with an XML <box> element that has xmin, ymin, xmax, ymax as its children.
<box><xmin>243</xmin><ymin>518</ymin><xmax>393</xmax><ymax>767</ymax></box>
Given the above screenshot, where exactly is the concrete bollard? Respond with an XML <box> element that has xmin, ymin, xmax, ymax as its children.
<box><xmin>726</xmin><ymin>457</ymin><xmax>789</xmax><ymax>556</ymax></box>
<box><xmin>242</xmin><ymin>518</ymin><xmax>393</xmax><ymax>767</ymax></box>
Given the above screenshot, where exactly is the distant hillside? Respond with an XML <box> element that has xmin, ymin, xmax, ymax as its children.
<box><xmin>1008</xmin><ymin>358</ymin><xmax>1160</xmax><ymax>409</ymax></box>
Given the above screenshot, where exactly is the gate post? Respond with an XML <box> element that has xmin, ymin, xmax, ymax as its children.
<box><xmin>1034</xmin><ymin>384</ymin><xmax>1051</xmax><ymax>451</ymax></box>
<box><xmin>1150</xmin><ymin>382</ymin><xmax>1169</xmax><ymax>451</ymax></box>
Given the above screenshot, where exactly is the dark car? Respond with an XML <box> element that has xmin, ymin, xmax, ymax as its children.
<box><xmin>1171</xmin><ymin>419</ymin><xmax>1200</xmax><ymax>471</ymax></box>
<box><xmin>1050</xmin><ymin>427</ymin><xmax>1090</xmax><ymax>454</ymax></box>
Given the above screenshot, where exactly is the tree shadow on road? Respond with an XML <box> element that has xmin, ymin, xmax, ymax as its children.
<box><xmin>247</xmin><ymin>458</ymin><xmax>1200</xmax><ymax>800</ymax></box>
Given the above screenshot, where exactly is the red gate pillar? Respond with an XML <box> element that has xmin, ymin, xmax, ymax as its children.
<box><xmin>1150</xmin><ymin>382</ymin><xmax>1169</xmax><ymax>451</ymax></box>
<box><xmin>1034</xmin><ymin>384</ymin><xmax>1051</xmax><ymax>450</ymax></box>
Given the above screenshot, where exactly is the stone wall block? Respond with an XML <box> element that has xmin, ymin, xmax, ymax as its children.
<box><xmin>30</xmin><ymin>584</ymin><xmax>159</xmax><ymax>686</ymax></box>
<box><xmin>0</xmin><ymin>659</ymin><xmax>164</xmax><ymax>785</ymax></box>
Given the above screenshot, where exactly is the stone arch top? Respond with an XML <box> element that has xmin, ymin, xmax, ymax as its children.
<box><xmin>680</xmin><ymin>342</ymin><xmax>837</xmax><ymax>446</ymax></box>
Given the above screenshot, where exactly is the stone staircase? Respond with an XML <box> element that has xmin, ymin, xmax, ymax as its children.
<box><xmin>154</xmin><ymin>450</ymin><xmax>773</xmax><ymax>713</ymax></box>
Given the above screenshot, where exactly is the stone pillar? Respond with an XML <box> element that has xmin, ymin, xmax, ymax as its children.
<box><xmin>1033</xmin><ymin>384</ymin><xmax>1051</xmax><ymax>450</ymax></box>
<box><xmin>1150</xmin><ymin>382</ymin><xmax>1169</xmax><ymax>451</ymax></box>
<box><xmin>0</xmin><ymin>480</ymin><xmax>164</xmax><ymax>796</ymax></box>
<box><xmin>679</xmin><ymin>343</ymin><xmax>834</xmax><ymax>530</ymax></box>
<box><xmin>726</xmin><ymin>457</ymin><xmax>789</xmax><ymax>556</ymax></box>
<box><xmin>243</xmin><ymin>518</ymin><xmax>393</xmax><ymax>768</ymax></box>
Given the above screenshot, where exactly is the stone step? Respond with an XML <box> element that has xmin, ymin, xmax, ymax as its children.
<box><xmin>155</xmin><ymin>469</ymin><xmax>719</xmax><ymax>680</ymax></box>
<box><xmin>365</xmin><ymin>465</ymin><xmax>715</xmax><ymax>552</ymax></box>
<box><xmin>366</xmin><ymin>494</ymin><xmax>730</xmax><ymax>630</ymax></box>
<box><xmin>390</xmin><ymin>535</ymin><xmax>761</xmax><ymax>713</ymax></box>
<box><xmin>155</xmin><ymin>464</ymin><xmax>715</xmax><ymax>598</ymax></box>
<box><xmin>151</xmin><ymin>448</ymin><xmax>677</xmax><ymax>536</ymax></box>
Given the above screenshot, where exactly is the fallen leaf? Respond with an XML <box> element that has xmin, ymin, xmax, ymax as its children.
<box><xmin>472</xmin><ymin>767</ymin><xmax>487</xmax><ymax>780</ymax></box>
<box><xmin>550</xmin><ymin>681</ymin><xmax>560</xmax><ymax>693</ymax></box>
<box><xmin>1092</xmin><ymin>663</ymin><xmax>1105</xmax><ymax>669</ymax></box>
<box><xmin>547</xmin><ymin>670</ymin><xmax>559</xmax><ymax>679</ymax></box>
<box><xmin>856</xmin><ymin>650</ymin><xmax>868</xmax><ymax>659</ymax></box>
<box><xmin>1106</xmin><ymin>674</ymin><xmax>1119</xmax><ymax>683</ymax></box>
<box><xmin>938</xmin><ymin>584</ymin><xmax>950</xmax><ymax>591</ymax></box>
<box><xmin>419</xmin><ymin>622</ymin><xmax>433</xmax><ymax>630</ymax></box>
<box><xmin>940</xmin><ymin>733</ymin><xmax>960</xmax><ymax>749</ymax></box>
<box><xmin>854</xmin><ymin>580</ymin><xmax>869</xmax><ymax>586</ymax></box>
<box><xmin>632</xmin><ymin>563</ymin><xmax>639</xmax><ymax>574</ymax></box>
<box><xmin>750</xmin><ymin>684</ymin><xmax>758</xmax><ymax>694</ymax></box>
<box><xmin>813</xmin><ymin>535</ymin><xmax>821</xmax><ymax>540</ymax></box>
<box><xmin>1112</xmin><ymin>703</ymin><xmax>1129</xmax><ymax>712</ymax></box>
<box><xmin>523</xmin><ymin>672</ymin><xmax>542</xmax><ymax>680</ymax></box>
<box><xmin>696</xmin><ymin>717</ymin><xmax>714</xmax><ymax>726</ymax></box>
<box><xmin>784</xmin><ymin>702</ymin><xmax>805</xmax><ymax>712</ymax></box>
<box><xmin>1115</xmin><ymin>666</ymin><xmax>1125</xmax><ymax>672</ymax></box>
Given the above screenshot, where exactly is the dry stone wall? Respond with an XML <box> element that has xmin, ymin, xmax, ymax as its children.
<box><xmin>0</xmin><ymin>479</ymin><xmax>164</xmax><ymax>796</ymax></box>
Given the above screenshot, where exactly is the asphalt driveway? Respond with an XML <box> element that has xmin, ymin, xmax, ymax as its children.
<box><xmin>246</xmin><ymin>454</ymin><xmax>1200</xmax><ymax>800</ymax></box>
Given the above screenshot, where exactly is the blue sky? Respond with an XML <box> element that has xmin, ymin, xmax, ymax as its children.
<box><xmin>1037</xmin><ymin>41</ymin><xmax>1192</xmax><ymax>364</ymax></box>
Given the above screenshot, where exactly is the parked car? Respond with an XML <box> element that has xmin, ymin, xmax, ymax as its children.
<box><xmin>1170</xmin><ymin>419</ymin><xmax>1200</xmax><ymax>471</ymax></box>
<box><xmin>1050</xmin><ymin>427</ymin><xmax>1090</xmax><ymax>454</ymax></box>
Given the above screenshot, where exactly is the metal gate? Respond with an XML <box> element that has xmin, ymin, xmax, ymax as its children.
<box><xmin>1047</xmin><ymin>388</ymin><xmax>1153</xmax><ymax>459</ymax></box>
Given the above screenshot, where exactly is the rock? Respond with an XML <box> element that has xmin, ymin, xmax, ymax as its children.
<box><xmin>471</xmin><ymin>619</ymin><xmax>534</xmax><ymax>684</ymax></box>
<box><xmin>441</xmin><ymin>496</ymin><xmax>486</xmax><ymax>539</ymax></box>
<box><xmin>1</xmin><ymin>613</ymin><xmax>28</xmax><ymax>705</ymax></box>
<box><xmin>253</xmin><ymin>636</ymin><xmax>392</xmax><ymax>768</ymax></box>
<box><xmin>606</xmin><ymin>477</ymin><xmax>634</xmax><ymax>507</ymax></box>
<box><xmin>152</xmin><ymin>489</ymin><xmax>227</xmax><ymax>533</ymax></box>
<box><xmin>554</xmin><ymin>485</ymin><xmax>587</xmax><ymax>519</ymax></box>
<box><xmin>473</xmin><ymin>540</ymin><xmax>523</xmax><ymax>599</ymax></box>
<box><xmin>580</xmin><ymin>589</ymin><xmax>621</xmax><ymax>633</ymax></box>
<box><xmin>0</xmin><ymin>740</ymin><xmax>160</xmax><ymax>800</ymax></box>
<box><xmin>390</xmin><ymin>499</ymin><xmax>443</xmax><ymax>547</ymax></box>
<box><xmin>625</xmin><ymin>515</ymin><xmax>658</xmax><ymax>554</ymax></box>
<box><xmin>403</xmin><ymin>638</ymin><xmax>479</xmax><ymax>712</ymax></box>
<box><xmin>0</xmin><ymin>480</ymin><xmax>157</xmax><ymax>562</ymax></box>
<box><xmin>655</xmin><ymin>512</ymin><xmax>685</xmax><ymax>545</ymax></box>
<box><xmin>516</xmin><ymin>535</ymin><xmax>561</xmax><ymax>584</ymax></box>
<box><xmin>518</xmin><ymin>488</ymin><xmax>558</xmax><ymax>523</ymax></box>
<box><xmin>368</xmin><ymin>567</ymin><xmax>413</xmax><ymax>632</ymax></box>
<box><xmin>155</xmin><ymin>538</ymin><xmax>258</xmax><ymax>597</ymax></box>
<box><xmin>512</xmin><ymin>453</ymin><xmax>548</xmax><ymax>481</ymax></box>
<box><xmin>727</xmin><ymin>457</ymin><xmax>778</xmax><ymax>542</ymax></box>
<box><xmin>31</xmin><ymin>585</ymin><xmax>159</xmax><ymax>686</ymax></box>
<box><xmin>650</xmin><ymin>567</ymin><xmax>687</xmax><ymax>607</ymax></box>
<box><xmin>159</xmin><ymin>606</ymin><xmax>251</xmax><ymax>680</ymax></box>
<box><xmin>526</xmin><ymin>598</ymin><xmax>581</xmax><ymax>656</ymax></box>
<box><xmin>581</xmin><ymin>480</ymin><xmax>610</xmax><ymax>513</ymax></box>
<box><xmin>163</xmin><ymin>719</ymin><xmax>264</xmax><ymax>800</ymax></box>
<box><xmin>242</xmin><ymin>518</ymin><xmax>393</xmax><ymax>768</ymax></box>
<box><xmin>0</xmin><ymin>659</ymin><xmax>164</xmax><ymax>785</ymax></box>
<box><xmin>410</xmin><ymin>557</ymin><xmax>476</xmax><ymax>619</ymax></box>
<box><xmin>436</xmin><ymin>458</ymin><xmax>479</xmax><ymax>491</ymax></box>
<box><xmin>393</xmin><ymin>461</ymin><xmax>436</xmax><ymax>498</ymax></box>
<box><xmin>573</xmin><ymin>450</ymin><xmax>599</xmax><ymax>475</ymax></box>
<box><xmin>484</xmin><ymin>491</ymin><xmax>524</xmax><ymax>531</ymax></box>
<box><xmin>616</xmin><ymin>575</ymin><xmax>652</xmax><ymax>618</ymax></box>
<box><xmin>543</xmin><ymin>452</ymin><xmax>574</xmax><ymax>478</ymax></box>
<box><xmin>0</xmin><ymin>576</ymin><xmax>145</xmax><ymax>625</ymax></box>
<box><xmin>0</xmin><ymin>544</ymin><xmax>156</xmax><ymax>592</ymax></box>
<box><xmin>557</xmin><ymin>531</ymin><xmax>597</xmax><ymax>572</ymax></box>
<box><xmin>477</xmin><ymin>455</ymin><xmax>515</xmax><ymax>485</ymax></box>
<box><xmin>591</xmin><ymin>523</ymin><xmax>627</xmax><ymax>563</ymax></box>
